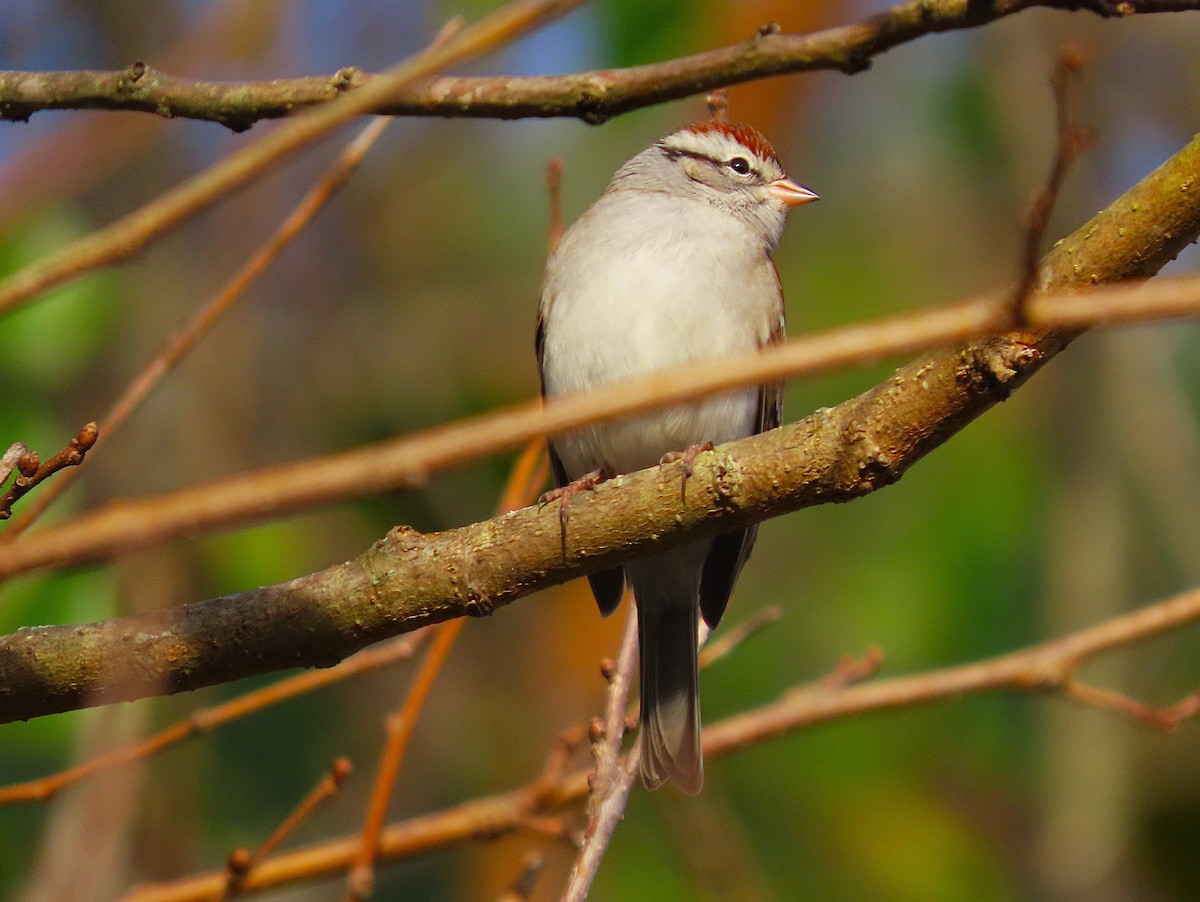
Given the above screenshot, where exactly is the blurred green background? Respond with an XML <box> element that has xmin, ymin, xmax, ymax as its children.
<box><xmin>1</xmin><ymin>1</ymin><xmax>1200</xmax><ymax>899</ymax></box>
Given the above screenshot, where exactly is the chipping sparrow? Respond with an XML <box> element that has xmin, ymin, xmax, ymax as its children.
<box><xmin>537</xmin><ymin>120</ymin><xmax>816</xmax><ymax>793</ymax></box>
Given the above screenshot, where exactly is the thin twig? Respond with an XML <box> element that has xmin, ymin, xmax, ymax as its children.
<box><xmin>223</xmin><ymin>758</ymin><xmax>353</xmax><ymax>898</ymax></box>
<box><xmin>1009</xmin><ymin>40</ymin><xmax>1096</xmax><ymax>322</ymax></box>
<box><xmin>118</xmin><ymin>579</ymin><xmax>1200</xmax><ymax>901</ymax></box>
<box><xmin>529</xmin><ymin>722</ymin><xmax>589</xmax><ymax>806</ymax></box>
<box><xmin>1060</xmin><ymin>677</ymin><xmax>1197</xmax><ymax>728</ymax></box>
<box><xmin>0</xmin><ymin>633</ymin><xmax>425</xmax><ymax>806</ymax></box>
<box><xmin>2</xmin><ymin>116</ymin><xmax>392</xmax><ymax>537</ymax></box>
<box><xmin>706</xmin><ymin>87</ymin><xmax>730</xmax><ymax>121</ymax></box>
<box><xmin>562</xmin><ymin>602</ymin><xmax>640</xmax><ymax>902</ymax></box>
<box><xmin>0</xmin><ymin>423</ymin><xmax>97</xmax><ymax>520</ymax></box>
<box><xmin>698</xmin><ymin>604</ymin><xmax>782</xmax><ymax>670</ymax></box>
<box><xmin>346</xmin><ymin>438</ymin><xmax>545</xmax><ymax>901</ymax></box>
<box><xmin>815</xmin><ymin>646</ymin><xmax>886</xmax><ymax>690</ymax></box>
<box><xmin>0</xmin><ymin>0</ymin><xmax>585</xmax><ymax>320</ymax></box>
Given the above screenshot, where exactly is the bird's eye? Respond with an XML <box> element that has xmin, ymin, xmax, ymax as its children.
<box><xmin>727</xmin><ymin>156</ymin><xmax>752</xmax><ymax>175</ymax></box>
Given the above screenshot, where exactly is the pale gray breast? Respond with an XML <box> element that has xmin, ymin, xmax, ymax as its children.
<box><xmin>540</xmin><ymin>190</ymin><xmax>779</xmax><ymax>476</ymax></box>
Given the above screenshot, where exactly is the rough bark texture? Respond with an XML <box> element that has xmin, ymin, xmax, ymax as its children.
<box><xmin>1</xmin><ymin>2</ymin><xmax>1195</xmax><ymax>129</ymax></box>
<box><xmin>1</xmin><ymin>132</ymin><xmax>1197</xmax><ymax>724</ymax></box>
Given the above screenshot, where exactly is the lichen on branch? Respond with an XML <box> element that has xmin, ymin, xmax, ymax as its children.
<box><xmin>1</xmin><ymin>1</ymin><xmax>1196</xmax><ymax>129</ymax></box>
<box><xmin>0</xmin><ymin>131</ymin><xmax>1198</xmax><ymax>725</ymax></box>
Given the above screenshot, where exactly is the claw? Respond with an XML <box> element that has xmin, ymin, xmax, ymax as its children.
<box><xmin>659</xmin><ymin>442</ymin><xmax>714</xmax><ymax>504</ymax></box>
<box><xmin>540</xmin><ymin>467</ymin><xmax>613</xmax><ymax>556</ymax></box>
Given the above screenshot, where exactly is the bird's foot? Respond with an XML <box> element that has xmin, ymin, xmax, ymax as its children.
<box><xmin>539</xmin><ymin>466</ymin><xmax>615</xmax><ymax>554</ymax></box>
<box><xmin>659</xmin><ymin>442</ymin><xmax>715</xmax><ymax>504</ymax></box>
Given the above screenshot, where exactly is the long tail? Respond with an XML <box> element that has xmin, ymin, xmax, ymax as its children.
<box><xmin>636</xmin><ymin>593</ymin><xmax>703</xmax><ymax>794</ymax></box>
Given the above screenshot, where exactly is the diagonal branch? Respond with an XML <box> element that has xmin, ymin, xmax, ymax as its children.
<box><xmin>0</xmin><ymin>0</ymin><xmax>585</xmax><ymax>320</ymax></box>
<box><xmin>0</xmin><ymin>1</ymin><xmax>1195</xmax><ymax>128</ymax></box>
<box><xmin>563</xmin><ymin>604</ymin><xmax>640</xmax><ymax>901</ymax></box>
<box><xmin>2</xmin><ymin>138</ymin><xmax>1200</xmax><ymax>582</ymax></box>
<box><xmin>1</xmin><ymin>116</ymin><xmax>393</xmax><ymax>537</ymax></box>
<box><xmin>0</xmin><ymin>633</ymin><xmax>426</xmax><ymax>806</ymax></box>
<box><xmin>0</xmin><ymin>423</ymin><xmax>97</xmax><ymax>520</ymax></box>
<box><xmin>1</xmin><ymin>130</ymin><xmax>1198</xmax><ymax>723</ymax></box>
<box><xmin>117</xmin><ymin>580</ymin><xmax>1200</xmax><ymax>901</ymax></box>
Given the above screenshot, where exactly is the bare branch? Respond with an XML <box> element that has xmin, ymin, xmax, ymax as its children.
<box><xmin>223</xmin><ymin>758</ymin><xmax>352</xmax><ymax>898</ymax></box>
<box><xmin>1</xmin><ymin>2</ymin><xmax>1195</xmax><ymax>128</ymax></box>
<box><xmin>116</xmin><ymin>581</ymin><xmax>1200</xmax><ymax>901</ymax></box>
<box><xmin>705</xmin><ymin>86</ymin><xmax>730</xmax><ymax>122</ymax></box>
<box><xmin>0</xmin><ymin>423</ymin><xmax>97</xmax><ymax>520</ymax></box>
<box><xmin>0</xmin><ymin>0</ymin><xmax>585</xmax><ymax>320</ymax></box>
<box><xmin>563</xmin><ymin>605</ymin><xmax>640</xmax><ymax>901</ymax></box>
<box><xmin>0</xmin><ymin>633</ymin><xmax>425</xmax><ymax>806</ymax></box>
<box><xmin>2</xmin><ymin>116</ymin><xmax>393</xmax><ymax>537</ymax></box>
<box><xmin>1009</xmin><ymin>40</ymin><xmax>1096</xmax><ymax>321</ymax></box>
<box><xmin>1</xmin><ymin>129</ymin><xmax>1198</xmax><ymax>722</ymax></box>
<box><xmin>4</xmin><ymin>201</ymin><xmax>1200</xmax><ymax>581</ymax></box>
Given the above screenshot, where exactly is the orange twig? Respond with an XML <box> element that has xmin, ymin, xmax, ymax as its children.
<box><xmin>1062</xmin><ymin>677</ymin><xmax>1200</xmax><ymax>729</ymax></box>
<box><xmin>0</xmin><ymin>0</ymin><xmax>585</xmax><ymax>321</ymax></box>
<box><xmin>346</xmin><ymin>619</ymin><xmax>465</xmax><ymax>901</ymax></box>
<box><xmin>706</xmin><ymin>87</ymin><xmax>730</xmax><ymax>121</ymax></box>
<box><xmin>345</xmin><ymin>438</ymin><xmax>546</xmax><ymax>900</ymax></box>
<box><xmin>2</xmin><ymin>117</ymin><xmax>391</xmax><ymax>537</ymax></box>
<box><xmin>223</xmin><ymin>757</ymin><xmax>353</xmax><ymax>897</ymax></box>
<box><xmin>698</xmin><ymin>604</ymin><xmax>782</xmax><ymax>670</ymax></box>
<box><xmin>0</xmin><ymin>633</ymin><xmax>423</xmax><ymax>806</ymax></box>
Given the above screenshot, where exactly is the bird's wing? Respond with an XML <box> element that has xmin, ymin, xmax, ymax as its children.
<box><xmin>537</xmin><ymin>308</ymin><xmax>626</xmax><ymax>616</ymax></box>
<box><xmin>698</xmin><ymin>267</ymin><xmax>785</xmax><ymax>628</ymax></box>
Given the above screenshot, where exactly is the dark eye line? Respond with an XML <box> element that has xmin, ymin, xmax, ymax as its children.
<box><xmin>659</xmin><ymin>144</ymin><xmax>760</xmax><ymax>182</ymax></box>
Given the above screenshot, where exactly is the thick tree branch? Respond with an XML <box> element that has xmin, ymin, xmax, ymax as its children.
<box><xmin>1</xmin><ymin>131</ymin><xmax>1198</xmax><ymax>723</ymax></box>
<box><xmin>4</xmin><ymin>232</ymin><xmax>1200</xmax><ymax>580</ymax></box>
<box><xmin>0</xmin><ymin>1</ymin><xmax>1195</xmax><ymax>129</ymax></box>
